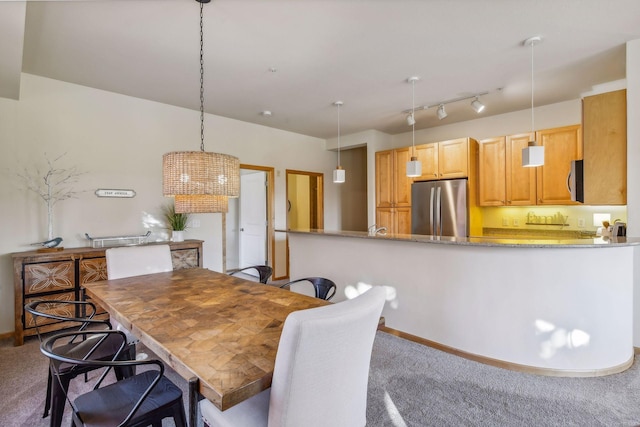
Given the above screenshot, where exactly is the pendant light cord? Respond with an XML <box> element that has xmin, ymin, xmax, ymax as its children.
<box><xmin>199</xmin><ymin>1</ymin><xmax>205</xmax><ymax>152</ymax></box>
<box><xmin>411</xmin><ymin>78</ymin><xmax>416</xmax><ymax>156</ymax></box>
<box><xmin>530</xmin><ymin>39</ymin><xmax>535</xmax><ymax>135</ymax></box>
<box><xmin>337</xmin><ymin>103</ymin><xmax>341</xmax><ymax>167</ymax></box>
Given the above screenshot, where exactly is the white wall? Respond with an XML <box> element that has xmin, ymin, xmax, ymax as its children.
<box><xmin>626</xmin><ymin>39</ymin><xmax>640</xmax><ymax>345</ymax></box>
<box><xmin>0</xmin><ymin>74</ymin><xmax>337</xmax><ymax>335</ymax></box>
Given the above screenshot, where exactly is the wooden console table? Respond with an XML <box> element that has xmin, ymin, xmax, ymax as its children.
<box><xmin>12</xmin><ymin>240</ymin><xmax>203</xmax><ymax>346</ymax></box>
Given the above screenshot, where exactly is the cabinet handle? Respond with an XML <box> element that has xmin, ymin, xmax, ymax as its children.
<box><xmin>433</xmin><ymin>173</ymin><xmax>437</xmax><ymax>177</ymax></box>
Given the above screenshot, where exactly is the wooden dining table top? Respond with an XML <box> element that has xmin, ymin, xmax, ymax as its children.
<box><xmin>82</xmin><ymin>267</ymin><xmax>329</xmax><ymax>411</ymax></box>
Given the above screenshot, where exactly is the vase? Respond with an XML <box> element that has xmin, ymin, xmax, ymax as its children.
<box><xmin>172</xmin><ymin>230</ymin><xmax>184</xmax><ymax>242</ymax></box>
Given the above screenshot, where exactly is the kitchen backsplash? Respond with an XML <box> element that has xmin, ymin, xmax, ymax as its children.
<box><xmin>481</xmin><ymin>205</ymin><xmax>627</xmax><ymax>237</ymax></box>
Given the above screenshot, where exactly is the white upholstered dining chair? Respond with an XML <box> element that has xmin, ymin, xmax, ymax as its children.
<box><xmin>199</xmin><ymin>286</ymin><xmax>387</xmax><ymax>427</ymax></box>
<box><xmin>106</xmin><ymin>244</ymin><xmax>173</xmax><ymax>280</ymax></box>
<box><xmin>104</xmin><ymin>245</ymin><xmax>173</xmax><ymax>352</ymax></box>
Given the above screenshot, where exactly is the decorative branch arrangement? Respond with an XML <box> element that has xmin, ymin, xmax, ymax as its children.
<box><xmin>17</xmin><ymin>152</ymin><xmax>85</xmax><ymax>243</ymax></box>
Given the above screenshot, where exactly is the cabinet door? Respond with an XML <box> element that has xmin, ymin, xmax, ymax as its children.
<box><xmin>438</xmin><ymin>138</ymin><xmax>468</xmax><ymax>179</ymax></box>
<box><xmin>478</xmin><ymin>137</ymin><xmax>506</xmax><ymax>206</ymax></box>
<box><xmin>415</xmin><ymin>143</ymin><xmax>439</xmax><ymax>181</ymax></box>
<box><xmin>79</xmin><ymin>257</ymin><xmax>107</xmax><ymax>284</ymax></box>
<box><xmin>24</xmin><ymin>292</ymin><xmax>76</xmax><ymax>329</ymax></box>
<box><xmin>395</xmin><ymin>207</ymin><xmax>412</xmax><ymax>235</ymax></box>
<box><xmin>375</xmin><ymin>208</ymin><xmax>393</xmax><ymax>233</ymax></box>
<box><xmin>375</xmin><ymin>150</ymin><xmax>394</xmax><ymax>208</ymax></box>
<box><xmin>505</xmin><ymin>133</ymin><xmax>537</xmax><ymax>205</ymax></box>
<box><xmin>393</xmin><ymin>147</ymin><xmax>413</xmax><ymax>208</ymax></box>
<box><xmin>536</xmin><ymin>125</ymin><xmax>582</xmax><ymax>205</ymax></box>
<box><xmin>583</xmin><ymin>90</ymin><xmax>626</xmax><ymax>205</ymax></box>
<box><xmin>171</xmin><ymin>249</ymin><xmax>200</xmax><ymax>270</ymax></box>
<box><xmin>24</xmin><ymin>260</ymin><xmax>75</xmax><ymax>295</ymax></box>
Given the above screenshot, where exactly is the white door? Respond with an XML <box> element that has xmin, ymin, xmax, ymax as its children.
<box><xmin>239</xmin><ymin>171</ymin><xmax>267</xmax><ymax>270</ymax></box>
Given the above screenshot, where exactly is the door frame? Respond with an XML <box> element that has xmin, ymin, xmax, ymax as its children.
<box><xmin>285</xmin><ymin>169</ymin><xmax>324</xmax><ymax>278</ymax></box>
<box><xmin>228</xmin><ymin>164</ymin><xmax>275</xmax><ymax>275</ymax></box>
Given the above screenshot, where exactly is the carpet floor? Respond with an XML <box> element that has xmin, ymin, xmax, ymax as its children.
<box><xmin>2</xmin><ymin>331</ymin><xmax>640</xmax><ymax>426</ymax></box>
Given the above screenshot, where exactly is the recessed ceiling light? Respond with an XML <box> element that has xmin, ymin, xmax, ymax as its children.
<box><xmin>261</xmin><ymin>110</ymin><xmax>272</xmax><ymax>117</ymax></box>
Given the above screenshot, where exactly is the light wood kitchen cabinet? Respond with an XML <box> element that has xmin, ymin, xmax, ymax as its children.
<box><xmin>506</xmin><ymin>133</ymin><xmax>537</xmax><ymax>205</ymax></box>
<box><xmin>582</xmin><ymin>89</ymin><xmax>626</xmax><ymax>205</ymax></box>
<box><xmin>536</xmin><ymin>124</ymin><xmax>582</xmax><ymax>205</ymax></box>
<box><xmin>375</xmin><ymin>147</ymin><xmax>412</xmax><ymax>234</ymax></box>
<box><xmin>478</xmin><ymin>137</ymin><xmax>506</xmax><ymax>206</ymax></box>
<box><xmin>415</xmin><ymin>138</ymin><xmax>469</xmax><ymax>181</ymax></box>
<box><xmin>478</xmin><ymin>133</ymin><xmax>536</xmax><ymax>206</ymax></box>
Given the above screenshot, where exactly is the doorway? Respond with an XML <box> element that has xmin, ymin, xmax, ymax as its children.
<box><xmin>285</xmin><ymin>169</ymin><xmax>324</xmax><ymax>277</ymax></box>
<box><xmin>225</xmin><ymin>165</ymin><xmax>275</xmax><ymax>277</ymax></box>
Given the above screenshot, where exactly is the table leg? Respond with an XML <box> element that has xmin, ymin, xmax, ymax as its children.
<box><xmin>188</xmin><ymin>376</ymin><xmax>199</xmax><ymax>427</ymax></box>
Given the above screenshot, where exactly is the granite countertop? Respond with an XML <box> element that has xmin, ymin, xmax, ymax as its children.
<box><xmin>288</xmin><ymin>229</ymin><xmax>640</xmax><ymax>248</ymax></box>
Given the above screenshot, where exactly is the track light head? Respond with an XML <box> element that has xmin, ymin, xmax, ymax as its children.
<box><xmin>406</xmin><ymin>113</ymin><xmax>415</xmax><ymax>126</ymax></box>
<box><xmin>437</xmin><ymin>104</ymin><xmax>447</xmax><ymax>120</ymax></box>
<box><xmin>471</xmin><ymin>97</ymin><xmax>485</xmax><ymax>113</ymax></box>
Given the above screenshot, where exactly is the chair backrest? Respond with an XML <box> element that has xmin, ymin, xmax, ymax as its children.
<box><xmin>25</xmin><ymin>300</ymin><xmax>110</xmax><ymax>340</ymax></box>
<box><xmin>281</xmin><ymin>277</ymin><xmax>337</xmax><ymax>301</ymax></box>
<box><xmin>229</xmin><ymin>265</ymin><xmax>273</xmax><ymax>284</ymax></box>
<box><xmin>268</xmin><ymin>286</ymin><xmax>386</xmax><ymax>427</ymax></box>
<box><xmin>106</xmin><ymin>245</ymin><xmax>173</xmax><ymax>279</ymax></box>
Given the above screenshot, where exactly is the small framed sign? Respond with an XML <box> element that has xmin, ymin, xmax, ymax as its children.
<box><xmin>95</xmin><ymin>189</ymin><xmax>136</xmax><ymax>198</ymax></box>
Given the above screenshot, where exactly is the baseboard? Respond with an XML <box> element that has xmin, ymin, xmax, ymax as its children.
<box><xmin>379</xmin><ymin>325</ymin><xmax>633</xmax><ymax>378</ymax></box>
<box><xmin>0</xmin><ymin>331</ymin><xmax>14</xmax><ymax>340</ymax></box>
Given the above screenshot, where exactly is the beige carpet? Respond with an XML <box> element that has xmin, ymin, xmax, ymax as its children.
<box><xmin>3</xmin><ymin>332</ymin><xmax>640</xmax><ymax>426</ymax></box>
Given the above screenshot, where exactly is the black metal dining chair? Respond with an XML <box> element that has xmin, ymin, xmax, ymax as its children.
<box><xmin>25</xmin><ymin>300</ymin><xmax>136</xmax><ymax>427</ymax></box>
<box><xmin>280</xmin><ymin>277</ymin><xmax>337</xmax><ymax>301</ymax></box>
<box><xmin>40</xmin><ymin>329</ymin><xmax>187</xmax><ymax>427</ymax></box>
<box><xmin>229</xmin><ymin>265</ymin><xmax>273</xmax><ymax>284</ymax></box>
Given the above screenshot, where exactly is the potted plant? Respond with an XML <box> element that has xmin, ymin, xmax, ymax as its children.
<box><xmin>163</xmin><ymin>203</ymin><xmax>189</xmax><ymax>242</ymax></box>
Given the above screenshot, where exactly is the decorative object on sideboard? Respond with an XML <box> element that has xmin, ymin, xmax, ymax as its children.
<box><xmin>16</xmin><ymin>152</ymin><xmax>86</xmax><ymax>248</ymax></box>
<box><xmin>85</xmin><ymin>231</ymin><xmax>151</xmax><ymax>248</ymax></box>
<box><xmin>163</xmin><ymin>203</ymin><xmax>189</xmax><ymax>242</ymax></box>
<box><xmin>162</xmin><ymin>0</ymin><xmax>240</xmax><ymax>214</ymax></box>
<box><xmin>95</xmin><ymin>189</ymin><xmax>136</xmax><ymax>198</ymax></box>
<box><xmin>30</xmin><ymin>237</ymin><xmax>63</xmax><ymax>251</ymax></box>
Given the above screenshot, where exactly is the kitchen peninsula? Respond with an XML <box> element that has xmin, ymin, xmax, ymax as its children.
<box><xmin>288</xmin><ymin>230</ymin><xmax>640</xmax><ymax>377</ymax></box>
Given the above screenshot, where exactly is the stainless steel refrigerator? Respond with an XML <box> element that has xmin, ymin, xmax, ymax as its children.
<box><xmin>411</xmin><ymin>179</ymin><xmax>468</xmax><ymax>237</ymax></box>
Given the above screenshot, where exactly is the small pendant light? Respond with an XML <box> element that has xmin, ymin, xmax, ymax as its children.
<box><xmin>522</xmin><ymin>36</ymin><xmax>544</xmax><ymax>167</ymax></box>
<box><xmin>333</xmin><ymin>101</ymin><xmax>345</xmax><ymax>183</ymax></box>
<box><xmin>406</xmin><ymin>76</ymin><xmax>422</xmax><ymax>177</ymax></box>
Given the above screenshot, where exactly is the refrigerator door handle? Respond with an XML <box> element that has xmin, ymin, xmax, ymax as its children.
<box><xmin>435</xmin><ymin>186</ymin><xmax>442</xmax><ymax>236</ymax></box>
<box><xmin>429</xmin><ymin>187</ymin><xmax>435</xmax><ymax>234</ymax></box>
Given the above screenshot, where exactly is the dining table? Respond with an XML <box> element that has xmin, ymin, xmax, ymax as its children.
<box><xmin>82</xmin><ymin>267</ymin><xmax>329</xmax><ymax>426</ymax></box>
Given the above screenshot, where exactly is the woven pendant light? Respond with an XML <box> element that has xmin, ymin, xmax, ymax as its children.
<box><xmin>162</xmin><ymin>0</ymin><xmax>239</xmax><ymax>213</ymax></box>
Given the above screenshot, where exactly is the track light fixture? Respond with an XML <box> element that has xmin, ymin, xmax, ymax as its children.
<box><xmin>406</xmin><ymin>113</ymin><xmax>415</xmax><ymax>126</ymax></box>
<box><xmin>401</xmin><ymin>91</ymin><xmax>491</xmax><ymax>120</ymax></box>
<box><xmin>471</xmin><ymin>97</ymin><xmax>485</xmax><ymax>113</ymax></box>
<box><xmin>436</xmin><ymin>104</ymin><xmax>447</xmax><ymax>120</ymax></box>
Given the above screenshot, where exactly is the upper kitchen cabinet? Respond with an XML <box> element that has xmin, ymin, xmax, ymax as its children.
<box><xmin>375</xmin><ymin>147</ymin><xmax>412</xmax><ymax>234</ymax></box>
<box><xmin>582</xmin><ymin>89</ymin><xmax>627</xmax><ymax>205</ymax></box>
<box><xmin>414</xmin><ymin>138</ymin><xmax>469</xmax><ymax>181</ymax></box>
<box><xmin>478</xmin><ymin>137</ymin><xmax>506</xmax><ymax>206</ymax></box>
<box><xmin>536</xmin><ymin>124</ymin><xmax>582</xmax><ymax>205</ymax></box>
<box><xmin>478</xmin><ymin>133</ymin><xmax>536</xmax><ymax>206</ymax></box>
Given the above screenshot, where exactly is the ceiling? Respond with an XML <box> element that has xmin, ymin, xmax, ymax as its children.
<box><xmin>3</xmin><ymin>0</ymin><xmax>640</xmax><ymax>139</ymax></box>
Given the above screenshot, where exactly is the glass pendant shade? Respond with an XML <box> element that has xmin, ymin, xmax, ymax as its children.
<box><xmin>522</xmin><ymin>142</ymin><xmax>544</xmax><ymax>167</ymax></box>
<box><xmin>406</xmin><ymin>156</ymin><xmax>422</xmax><ymax>177</ymax></box>
<box><xmin>333</xmin><ymin>166</ymin><xmax>345</xmax><ymax>183</ymax></box>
